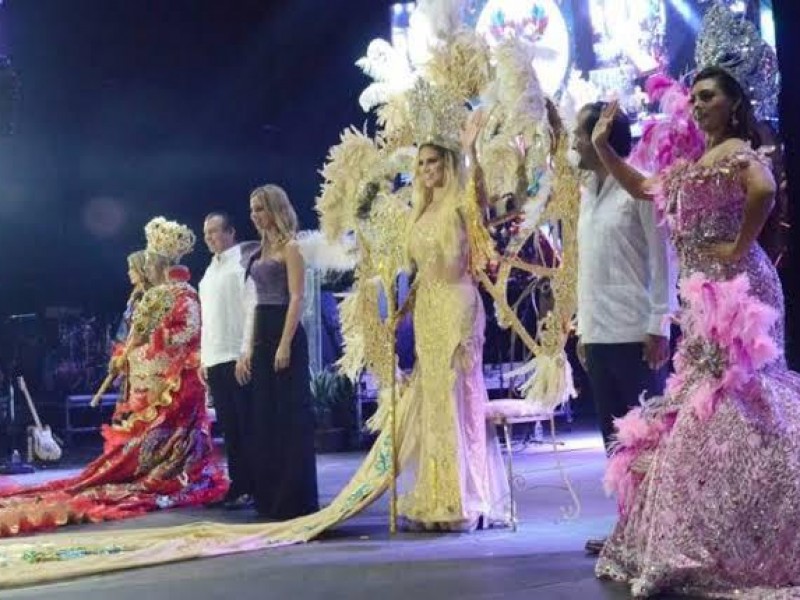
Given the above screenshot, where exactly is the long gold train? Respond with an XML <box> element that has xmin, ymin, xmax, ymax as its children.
<box><xmin>0</xmin><ymin>428</ymin><xmax>397</xmax><ymax>589</ymax></box>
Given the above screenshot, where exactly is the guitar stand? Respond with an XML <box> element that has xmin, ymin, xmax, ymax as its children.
<box><xmin>0</xmin><ymin>427</ymin><xmax>34</xmax><ymax>474</ymax></box>
<box><xmin>0</xmin><ymin>451</ymin><xmax>35</xmax><ymax>475</ymax></box>
<box><xmin>0</xmin><ymin>377</ymin><xmax>35</xmax><ymax>475</ymax></box>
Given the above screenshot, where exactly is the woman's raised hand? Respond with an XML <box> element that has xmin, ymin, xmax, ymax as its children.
<box><xmin>461</xmin><ymin>108</ymin><xmax>489</xmax><ymax>156</ymax></box>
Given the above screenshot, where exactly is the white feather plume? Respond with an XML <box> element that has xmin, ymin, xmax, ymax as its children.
<box><xmin>296</xmin><ymin>230</ymin><xmax>357</xmax><ymax>274</ymax></box>
<box><xmin>356</xmin><ymin>39</ymin><xmax>415</xmax><ymax>112</ymax></box>
<box><xmin>415</xmin><ymin>0</ymin><xmax>466</xmax><ymax>37</ymax></box>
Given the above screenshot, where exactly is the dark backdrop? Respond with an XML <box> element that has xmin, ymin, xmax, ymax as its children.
<box><xmin>0</xmin><ymin>0</ymin><xmax>390</xmax><ymax>314</ymax></box>
<box><xmin>0</xmin><ymin>0</ymin><xmax>796</xmax><ymax>366</ymax></box>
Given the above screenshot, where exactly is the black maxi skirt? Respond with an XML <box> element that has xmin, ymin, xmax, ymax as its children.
<box><xmin>249</xmin><ymin>304</ymin><xmax>319</xmax><ymax>519</ymax></box>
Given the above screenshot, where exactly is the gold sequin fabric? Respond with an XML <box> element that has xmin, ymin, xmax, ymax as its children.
<box><xmin>397</xmin><ymin>205</ymin><xmax>508</xmax><ymax>528</ymax></box>
<box><xmin>111</xmin><ymin>281</ymin><xmax>201</xmax><ymax>434</ymax></box>
<box><xmin>597</xmin><ymin>149</ymin><xmax>800</xmax><ymax>597</ymax></box>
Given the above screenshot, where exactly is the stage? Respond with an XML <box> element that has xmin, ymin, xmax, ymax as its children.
<box><xmin>2</xmin><ymin>424</ymin><xmax>698</xmax><ymax>600</ymax></box>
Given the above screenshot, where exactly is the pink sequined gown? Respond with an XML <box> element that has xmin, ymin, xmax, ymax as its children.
<box><xmin>596</xmin><ymin>148</ymin><xmax>800</xmax><ymax>598</ymax></box>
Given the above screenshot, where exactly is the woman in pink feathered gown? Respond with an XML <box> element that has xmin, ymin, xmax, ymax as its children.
<box><xmin>589</xmin><ymin>66</ymin><xmax>800</xmax><ymax>598</ymax></box>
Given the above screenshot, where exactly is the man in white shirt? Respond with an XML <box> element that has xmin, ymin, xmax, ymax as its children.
<box><xmin>572</xmin><ymin>102</ymin><xmax>676</xmax><ymax>554</ymax></box>
<box><xmin>573</xmin><ymin>101</ymin><xmax>677</xmax><ymax>450</ymax></box>
<box><xmin>199</xmin><ymin>212</ymin><xmax>254</xmax><ymax>509</ymax></box>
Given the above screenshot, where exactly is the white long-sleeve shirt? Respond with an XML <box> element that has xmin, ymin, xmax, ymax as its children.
<box><xmin>576</xmin><ymin>173</ymin><xmax>677</xmax><ymax>344</ymax></box>
<box><xmin>198</xmin><ymin>244</ymin><xmax>254</xmax><ymax>367</ymax></box>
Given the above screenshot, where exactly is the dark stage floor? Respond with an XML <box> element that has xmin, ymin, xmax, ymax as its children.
<box><xmin>1</xmin><ymin>425</ymin><xmax>700</xmax><ymax>599</ymax></box>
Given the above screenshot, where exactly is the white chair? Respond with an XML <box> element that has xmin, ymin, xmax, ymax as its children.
<box><xmin>486</xmin><ymin>399</ymin><xmax>578</xmax><ymax>531</ymax></box>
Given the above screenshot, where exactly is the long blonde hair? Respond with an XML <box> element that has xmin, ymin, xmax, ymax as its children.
<box><xmin>127</xmin><ymin>250</ymin><xmax>148</xmax><ymax>287</ymax></box>
<box><xmin>407</xmin><ymin>144</ymin><xmax>465</xmax><ymax>265</ymax></box>
<box><xmin>250</xmin><ymin>184</ymin><xmax>298</xmax><ymax>253</ymax></box>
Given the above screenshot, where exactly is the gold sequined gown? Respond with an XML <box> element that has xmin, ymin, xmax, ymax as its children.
<box><xmin>597</xmin><ymin>148</ymin><xmax>800</xmax><ymax>598</ymax></box>
<box><xmin>397</xmin><ymin>202</ymin><xmax>509</xmax><ymax>529</ymax></box>
<box><xmin>0</xmin><ymin>203</ymin><xmax>508</xmax><ymax>588</ymax></box>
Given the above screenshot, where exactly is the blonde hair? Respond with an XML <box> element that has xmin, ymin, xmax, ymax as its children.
<box><xmin>127</xmin><ymin>250</ymin><xmax>148</xmax><ymax>285</ymax></box>
<box><xmin>250</xmin><ymin>184</ymin><xmax>298</xmax><ymax>251</ymax></box>
<box><xmin>407</xmin><ymin>144</ymin><xmax>465</xmax><ymax>265</ymax></box>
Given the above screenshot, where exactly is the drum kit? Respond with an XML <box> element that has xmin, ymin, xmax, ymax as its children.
<box><xmin>52</xmin><ymin>315</ymin><xmax>115</xmax><ymax>394</ymax></box>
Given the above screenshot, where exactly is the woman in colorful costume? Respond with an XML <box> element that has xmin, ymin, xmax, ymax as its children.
<box><xmin>115</xmin><ymin>250</ymin><xmax>150</xmax><ymax>343</ymax></box>
<box><xmin>111</xmin><ymin>250</ymin><xmax>152</xmax><ymax>407</ymax></box>
<box><xmin>593</xmin><ymin>5</ymin><xmax>800</xmax><ymax>597</ymax></box>
<box><xmin>0</xmin><ymin>9</ymin><xmax>569</xmax><ymax>586</ymax></box>
<box><xmin>0</xmin><ymin>217</ymin><xmax>226</xmax><ymax>537</ymax></box>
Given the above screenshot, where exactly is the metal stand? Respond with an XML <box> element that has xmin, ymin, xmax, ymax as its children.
<box><xmin>387</xmin><ymin>296</ymin><xmax>399</xmax><ymax>535</ymax></box>
<box><xmin>0</xmin><ymin>451</ymin><xmax>35</xmax><ymax>475</ymax></box>
<box><xmin>0</xmin><ymin>381</ymin><xmax>35</xmax><ymax>474</ymax></box>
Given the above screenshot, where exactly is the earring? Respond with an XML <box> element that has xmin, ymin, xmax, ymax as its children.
<box><xmin>731</xmin><ymin>114</ymin><xmax>739</xmax><ymax>127</ymax></box>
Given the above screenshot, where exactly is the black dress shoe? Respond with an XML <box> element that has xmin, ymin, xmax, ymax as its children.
<box><xmin>585</xmin><ymin>537</ymin><xmax>607</xmax><ymax>556</ymax></box>
<box><xmin>205</xmin><ymin>496</ymin><xmax>228</xmax><ymax>509</ymax></box>
<box><xmin>224</xmin><ymin>494</ymin><xmax>254</xmax><ymax>510</ymax></box>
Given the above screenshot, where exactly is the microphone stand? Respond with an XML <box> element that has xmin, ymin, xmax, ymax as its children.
<box><xmin>0</xmin><ymin>374</ymin><xmax>35</xmax><ymax>474</ymax></box>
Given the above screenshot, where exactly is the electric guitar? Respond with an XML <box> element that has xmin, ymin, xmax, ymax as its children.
<box><xmin>17</xmin><ymin>376</ymin><xmax>62</xmax><ymax>462</ymax></box>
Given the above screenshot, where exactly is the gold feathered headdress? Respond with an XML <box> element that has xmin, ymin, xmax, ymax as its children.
<box><xmin>406</xmin><ymin>78</ymin><xmax>467</xmax><ymax>152</ymax></box>
<box><xmin>144</xmin><ymin>217</ymin><xmax>195</xmax><ymax>262</ymax></box>
<box><xmin>373</xmin><ymin>27</ymin><xmax>489</xmax><ymax>154</ymax></box>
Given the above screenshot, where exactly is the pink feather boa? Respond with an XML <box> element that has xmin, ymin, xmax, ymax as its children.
<box><xmin>629</xmin><ymin>73</ymin><xmax>705</xmax><ymax>178</ymax></box>
<box><xmin>603</xmin><ymin>404</ymin><xmax>676</xmax><ymax>516</ymax></box>
<box><xmin>677</xmin><ymin>272</ymin><xmax>780</xmax><ymax>419</ymax></box>
<box><xmin>604</xmin><ymin>273</ymin><xmax>780</xmax><ymax>516</ymax></box>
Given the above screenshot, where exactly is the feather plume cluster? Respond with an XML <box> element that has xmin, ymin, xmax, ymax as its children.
<box><xmin>316</xmin><ymin>127</ymin><xmax>383</xmax><ymax>242</ymax></box>
<box><xmin>677</xmin><ymin>273</ymin><xmax>780</xmax><ymax>420</ymax></box>
<box><xmin>424</xmin><ymin>28</ymin><xmax>491</xmax><ymax>101</ymax></box>
<box><xmin>603</xmin><ymin>400</ymin><xmax>676</xmax><ymax>516</ymax></box>
<box><xmin>295</xmin><ymin>230</ymin><xmax>356</xmax><ymax>274</ymax></box>
<box><xmin>481</xmin><ymin>38</ymin><xmax>548</xmax><ymax>198</ymax></box>
<box><xmin>629</xmin><ymin>73</ymin><xmax>705</xmax><ymax>175</ymax></box>
<box><xmin>415</xmin><ymin>0</ymin><xmax>466</xmax><ymax>38</ymax></box>
<box><xmin>604</xmin><ymin>273</ymin><xmax>781</xmax><ymax>516</ymax></box>
<box><xmin>356</xmin><ymin>39</ymin><xmax>415</xmax><ymax>113</ymax></box>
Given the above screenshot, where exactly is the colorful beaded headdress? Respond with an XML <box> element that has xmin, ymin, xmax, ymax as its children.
<box><xmin>144</xmin><ymin>217</ymin><xmax>195</xmax><ymax>262</ymax></box>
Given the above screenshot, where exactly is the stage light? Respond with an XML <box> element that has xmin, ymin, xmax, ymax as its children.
<box><xmin>760</xmin><ymin>4</ymin><xmax>776</xmax><ymax>49</ymax></box>
<box><xmin>730</xmin><ymin>0</ymin><xmax>746</xmax><ymax>14</ymax></box>
<box><xmin>83</xmin><ymin>197</ymin><xmax>127</xmax><ymax>238</ymax></box>
<box><xmin>474</xmin><ymin>0</ymin><xmax>571</xmax><ymax>96</ymax></box>
<box><xmin>667</xmin><ymin>0</ymin><xmax>702</xmax><ymax>30</ymax></box>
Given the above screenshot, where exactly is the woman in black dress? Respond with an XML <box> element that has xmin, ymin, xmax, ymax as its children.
<box><xmin>237</xmin><ymin>184</ymin><xmax>319</xmax><ymax>519</ymax></box>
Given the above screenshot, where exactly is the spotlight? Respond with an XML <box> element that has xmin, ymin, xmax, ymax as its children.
<box><xmin>667</xmin><ymin>0</ymin><xmax>702</xmax><ymax>30</ymax></box>
<box><xmin>730</xmin><ymin>0</ymin><xmax>747</xmax><ymax>14</ymax></box>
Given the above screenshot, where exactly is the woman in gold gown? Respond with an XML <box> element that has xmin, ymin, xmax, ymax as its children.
<box><xmin>393</xmin><ymin>118</ymin><xmax>509</xmax><ymax>531</ymax></box>
<box><xmin>0</xmin><ymin>96</ymin><xmax>509</xmax><ymax>593</ymax></box>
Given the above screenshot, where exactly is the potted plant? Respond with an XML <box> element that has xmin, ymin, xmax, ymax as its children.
<box><xmin>310</xmin><ymin>368</ymin><xmax>355</xmax><ymax>453</ymax></box>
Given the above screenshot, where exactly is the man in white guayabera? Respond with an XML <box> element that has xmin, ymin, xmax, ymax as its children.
<box><xmin>571</xmin><ymin>102</ymin><xmax>677</xmax><ymax>554</ymax></box>
<box><xmin>198</xmin><ymin>212</ymin><xmax>256</xmax><ymax>510</ymax></box>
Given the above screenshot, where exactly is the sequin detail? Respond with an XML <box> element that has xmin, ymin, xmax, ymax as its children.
<box><xmin>598</xmin><ymin>148</ymin><xmax>800</xmax><ymax>598</ymax></box>
<box><xmin>397</xmin><ymin>204</ymin><xmax>508</xmax><ymax>527</ymax></box>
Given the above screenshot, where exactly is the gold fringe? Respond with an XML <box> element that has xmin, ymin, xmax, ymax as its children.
<box><xmin>464</xmin><ymin>176</ymin><xmax>495</xmax><ymax>275</ymax></box>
